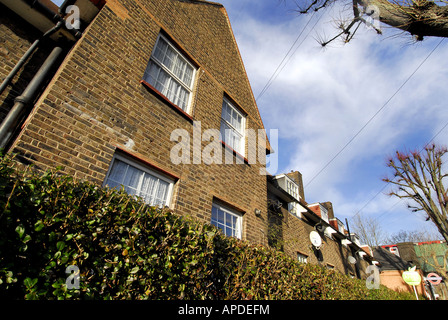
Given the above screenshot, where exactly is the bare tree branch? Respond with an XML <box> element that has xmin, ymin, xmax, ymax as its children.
<box><xmin>384</xmin><ymin>144</ymin><xmax>448</xmax><ymax>243</ymax></box>
<box><xmin>352</xmin><ymin>214</ymin><xmax>388</xmax><ymax>247</ymax></box>
<box><xmin>288</xmin><ymin>0</ymin><xmax>448</xmax><ymax>45</ymax></box>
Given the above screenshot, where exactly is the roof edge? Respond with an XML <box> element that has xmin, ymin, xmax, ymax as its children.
<box><xmin>218</xmin><ymin>4</ymin><xmax>272</xmax><ymax>153</ymax></box>
<box><xmin>187</xmin><ymin>0</ymin><xmax>223</xmax><ymax>8</ymax></box>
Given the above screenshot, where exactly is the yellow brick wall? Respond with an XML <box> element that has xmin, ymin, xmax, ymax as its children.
<box><xmin>6</xmin><ymin>0</ymin><xmax>269</xmax><ymax>245</ymax></box>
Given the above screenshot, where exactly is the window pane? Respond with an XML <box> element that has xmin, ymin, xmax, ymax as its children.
<box><xmin>106</xmin><ymin>157</ymin><xmax>172</xmax><ymax>207</ymax></box>
<box><xmin>220</xmin><ymin>100</ymin><xmax>245</xmax><ymax>154</ymax></box>
<box><xmin>173</xmin><ymin>57</ymin><xmax>186</xmax><ymax>81</ymax></box>
<box><xmin>165</xmin><ymin>78</ymin><xmax>178</xmax><ymax>103</ymax></box>
<box><xmin>231</xmin><ymin>109</ymin><xmax>238</xmax><ymax>128</ymax></box>
<box><xmin>143</xmin><ymin>36</ymin><xmax>196</xmax><ymax>112</ymax></box>
<box><xmin>236</xmin><ymin>114</ymin><xmax>242</xmax><ymax>131</ymax></box>
<box><xmin>224</xmin><ymin>103</ymin><xmax>231</xmax><ymax>123</ymax></box>
<box><xmin>176</xmin><ymin>86</ymin><xmax>189</xmax><ymax>111</ymax></box>
<box><xmin>211</xmin><ymin>206</ymin><xmax>218</xmax><ymax>221</ymax></box>
<box><xmin>154</xmin><ymin>180</ymin><xmax>169</xmax><ymax>206</ymax></box>
<box><xmin>106</xmin><ymin>179</ymin><xmax>122</xmax><ymax>190</ymax></box>
<box><xmin>146</xmin><ymin>65</ymin><xmax>171</xmax><ymax>95</ymax></box>
<box><xmin>232</xmin><ymin>132</ymin><xmax>241</xmax><ymax>153</ymax></box>
<box><xmin>231</xmin><ymin>215</ymin><xmax>237</xmax><ymax>226</ymax></box>
<box><xmin>183</xmin><ymin>65</ymin><xmax>193</xmax><ymax>87</ymax></box>
<box><xmin>140</xmin><ymin>173</ymin><xmax>157</xmax><ymax>204</ymax></box>
<box><xmin>210</xmin><ymin>205</ymin><xmax>241</xmax><ymax>239</ymax></box>
<box><xmin>225</xmin><ymin>226</ymin><xmax>233</xmax><ymax>237</ymax></box>
<box><xmin>122</xmin><ymin>165</ymin><xmax>141</xmax><ymax>195</ymax></box>
<box><xmin>153</xmin><ymin>37</ymin><xmax>168</xmax><ymax>61</ymax></box>
<box><xmin>162</xmin><ymin>45</ymin><xmax>176</xmax><ymax>70</ymax></box>
<box><xmin>221</xmin><ymin>124</ymin><xmax>242</xmax><ymax>153</ymax></box>
<box><xmin>220</xmin><ymin>123</ymin><xmax>231</xmax><ymax>145</ymax></box>
<box><xmin>144</xmin><ymin>63</ymin><xmax>161</xmax><ymax>85</ymax></box>
<box><xmin>217</xmin><ymin>209</ymin><xmax>225</xmax><ymax>225</ymax></box>
<box><xmin>107</xmin><ymin>159</ymin><xmax>127</xmax><ymax>185</ymax></box>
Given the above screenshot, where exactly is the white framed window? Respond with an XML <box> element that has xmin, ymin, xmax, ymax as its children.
<box><xmin>288</xmin><ymin>202</ymin><xmax>297</xmax><ymax>215</ymax></box>
<box><xmin>288</xmin><ymin>202</ymin><xmax>303</xmax><ymax>218</ymax></box>
<box><xmin>337</xmin><ymin>219</ymin><xmax>345</xmax><ymax>234</ymax></box>
<box><xmin>104</xmin><ymin>154</ymin><xmax>174</xmax><ymax>207</ymax></box>
<box><xmin>297</xmin><ymin>252</ymin><xmax>308</xmax><ymax>264</ymax></box>
<box><xmin>286</xmin><ymin>178</ymin><xmax>299</xmax><ymax>199</ymax></box>
<box><xmin>220</xmin><ymin>98</ymin><xmax>246</xmax><ymax>155</ymax></box>
<box><xmin>320</xmin><ymin>204</ymin><xmax>329</xmax><ymax>223</ymax></box>
<box><xmin>143</xmin><ymin>34</ymin><xmax>197</xmax><ymax>113</ymax></box>
<box><xmin>211</xmin><ymin>202</ymin><xmax>243</xmax><ymax>239</ymax></box>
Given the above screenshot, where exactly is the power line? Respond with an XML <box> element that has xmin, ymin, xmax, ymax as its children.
<box><xmin>350</xmin><ymin>114</ymin><xmax>448</xmax><ymax>222</ymax></box>
<box><xmin>257</xmin><ymin>11</ymin><xmax>327</xmax><ymax>101</ymax></box>
<box><xmin>422</xmin><ymin>117</ymin><xmax>448</xmax><ymax>150</ymax></box>
<box><xmin>255</xmin><ymin>11</ymin><xmax>321</xmax><ymax>101</ymax></box>
<box><xmin>348</xmin><ymin>94</ymin><xmax>448</xmax><ymax>223</ymax></box>
<box><xmin>304</xmin><ymin>38</ymin><xmax>445</xmax><ymax>189</ymax></box>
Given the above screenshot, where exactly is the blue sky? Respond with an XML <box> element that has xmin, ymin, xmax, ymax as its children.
<box><xmin>218</xmin><ymin>0</ymin><xmax>447</xmax><ymax>240</ymax></box>
<box><xmin>51</xmin><ymin>0</ymin><xmax>447</xmax><ymax>241</ymax></box>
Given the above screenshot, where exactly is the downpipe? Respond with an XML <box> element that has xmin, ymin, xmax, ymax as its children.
<box><xmin>0</xmin><ymin>0</ymin><xmax>84</xmax><ymax>151</ymax></box>
<box><xmin>0</xmin><ymin>21</ymin><xmax>63</xmax><ymax>97</ymax></box>
<box><xmin>0</xmin><ymin>46</ymin><xmax>64</xmax><ymax>150</ymax></box>
<box><xmin>0</xmin><ymin>0</ymin><xmax>82</xmax><ymax>98</ymax></box>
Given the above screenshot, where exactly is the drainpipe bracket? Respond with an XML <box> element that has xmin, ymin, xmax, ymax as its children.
<box><xmin>13</xmin><ymin>96</ymin><xmax>30</xmax><ymax>105</ymax></box>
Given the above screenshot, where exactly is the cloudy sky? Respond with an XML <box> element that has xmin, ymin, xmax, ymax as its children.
<box><xmin>51</xmin><ymin>0</ymin><xmax>447</xmax><ymax>241</ymax></box>
<box><xmin>217</xmin><ymin>0</ymin><xmax>448</xmax><ymax>240</ymax></box>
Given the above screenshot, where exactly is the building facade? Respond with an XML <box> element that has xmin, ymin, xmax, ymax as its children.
<box><xmin>381</xmin><ymin>241</ymin><xmax>448</xmax><ymax>299</ymax></box>
<box><xmin>1</xmin><ymin>0</ymin><xmax>270</xmax><ymax>245</ymax></box>
<box><xmin>372</xmin><ymin>247</ymin><xmax>429</xmax><ymax>297</ymax></box>
<box><xmin>267</xmin><ymin>171</ymin><xmax>373</xmax><ymax>279</ymax></box>
<box><xmin>2</xmin><ymin>0</ymin><xmax>377</xmax><ymax>284</ymax></box>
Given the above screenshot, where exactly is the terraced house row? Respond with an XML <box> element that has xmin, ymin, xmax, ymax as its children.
<box><xmin>0</xmin><ymin>0</ymin><xmax>374</xmax><ymax>281</ymax></box>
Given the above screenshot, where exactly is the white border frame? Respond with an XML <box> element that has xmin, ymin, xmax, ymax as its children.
<box><xmin>211</xmin><ymin>202</ymin><xmax>243</xmax><ymax>239</ymax></box>
<box><xmin>221</xmin><ymin>97</ymin><xmax>246</xmax><ymax>156</ymax></box>
<box><xmin>147</xmin><ymin>34</ymin><xmax>197</xmax><ymax>114</ymax></box>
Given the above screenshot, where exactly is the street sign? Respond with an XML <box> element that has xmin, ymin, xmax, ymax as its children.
<box><xmin>402</xmin><ymin>266</ymin><xmax>422</xmax><ymax>300</ymax></box>
<box><xmin>402</xmin><ymin>266</ymin><xmax>421</xmax><ymax>286</ymax></box>
<box><xmin>426</xmin><ymin>272</ymin><xmax>442</xmax><ymax>285</ymax></box>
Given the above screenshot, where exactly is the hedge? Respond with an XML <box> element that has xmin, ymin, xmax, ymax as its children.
<box><xmin>0</xmin><ymin>154</ymin><xmax>417</xmax><ymax>300</ymax></box>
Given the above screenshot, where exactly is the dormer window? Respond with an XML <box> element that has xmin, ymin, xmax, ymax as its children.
<box><xmin>337</xmin><ymin>219</ymin><xmax>345</xmax><ymax>234</ymax></box>
<box><xmin>308</xmin><ymin>203</ymin><xmax>329</xmax><ymax>223</ymax></box>
<box><xmin>320</xmin><ymin>205</ymin><xmax>329</xmax><ymax>223</ymax></box>
<box><xmin>273</xmin><ymin>174</ymin><xmax>301</xmax><ymax>200</ymax></box>
<box><xmin>286</xmin><ymin>178</ymin><xmax>299</xmax><ymax>200</ymax></box>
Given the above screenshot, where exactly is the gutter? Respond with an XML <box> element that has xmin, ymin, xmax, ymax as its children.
<box><xmin>25</xmin><ymin>0</ymin><xmax>82</xmax><ymax>39</ymax></box>
<box><xmin>0</xmin><ymin>0</ymin><xmax>87</xmax><ymax>151</ymax></box>
<box><xmin>0</xmin><ymin>21</ymin><xmax>63</xmax><ymax>97</ymax></box>
<box><xmin>0</xmin><ymin>46</ymin><xmax>65</xmax><ymax>150</ymax></box>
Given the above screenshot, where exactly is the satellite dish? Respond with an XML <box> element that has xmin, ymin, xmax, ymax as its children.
<box><xmin>348</xmin><ymin>255</ymin><xmax>357</xmax><ymax>264</ymax></box>
<box><xmin>309</xmin><ymin>231</ymin><xmax>322</xmax><ymax>249</ymax></box>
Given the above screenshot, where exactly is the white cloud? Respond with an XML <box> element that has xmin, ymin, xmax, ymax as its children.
<box><xmin>222</xmin><ymin>1</ymin><xmax>448</xmax><ymax>237</ymax></box>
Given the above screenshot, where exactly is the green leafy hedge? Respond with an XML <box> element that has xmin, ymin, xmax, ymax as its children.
<box><xmin>0</xmin><ymin>155</ymin><xmax>416</xmax><ymax>300</ymax></box>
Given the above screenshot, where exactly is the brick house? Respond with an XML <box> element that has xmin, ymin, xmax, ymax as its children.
<box><xmin>267</xmin><ymin>170</ymin><xmax>373</xmax><ymax>279</ymax></box>
<box><xmin>1</xmin><ymin>0</ymin><xmax>376</xmax><ymax>283</ymax></box>
<box><xmin>381</xmin><ymin>241</ymin><xmax>448</xmax><ymax>299</ymax></box>
<box><xmin>0</xmin><ymin>0</ymin><xmax>271</xmax><ymax>245</ymax></box>
<box><xmin>372</xmin><ymin>247</ymin><xmax>428</xmax><ymax>297</ymax></box>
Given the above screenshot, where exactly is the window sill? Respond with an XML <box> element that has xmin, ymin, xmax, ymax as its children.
<box><xmin>140</xmin><ymin>80</ymin><xmax>194</xmax><ymax>122</ymax></box>
<box><xmin>220</xmin><ymin>140</ymin><xmax>249</xmax><ymax>164</ymax></box>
